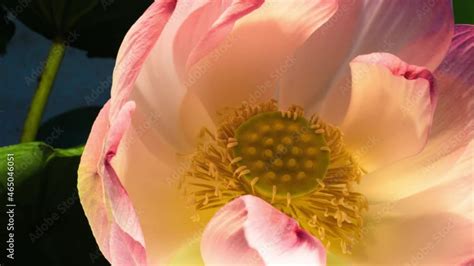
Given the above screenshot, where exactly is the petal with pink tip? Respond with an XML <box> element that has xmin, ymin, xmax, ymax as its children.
<box><xmin>189</xmin><ymin>0</ymin><xmax>338</xmax><ymax>121</ymax></box>
<box><xmin>109</xmin><ymin>224</ymin><xmax>147</xmax><ymax>266</ymax></box>
<box><xmin>78</xmin><ymin>102</ymin><xmax>112</xmax><ymax>259</ymax></box>
<box><xmin>279</xmin><ymin>0</ymin><xmax>453</xmax><ymax>124</ymax></box>
<box><xmin>100</xmin><ymin>102</ymin><xmax>145</xmax><ymax>248</ymax></box>
<box><xmin>354</xmin><ymin>0</ymin><xmax>453</xmax><ymax>71</ymax></box>
<box><xmin>109</xmin><ymin>1</ymin><xmax>267</xmax><ymax>262</ymax></box>
<box><xmin>278</xmin><ymin>0</ymin><xmax>363</xmax><ymax>115</ymax></box>
<box><xmin>111</xmin><ymin>107</ymin><xmax>202</xmax><ymax>265</ymax></box>
<box><xmin>359</xmin><ymin>25</ymin><xmax>474</xmax><ymax>203</ymax></box>
<box><xmin>78</xmin><ymin>101</ymin><xmax>146</xmax><ymax>265</ymax></box>
<box><xmin>110</xmin><ymin>0</ymin><xmax>176</xmax><ymax>121</ymax></box>
<box><xmin>201</xmin><ymin>195</ymin><xmax>326</xmax><ymax>266</ymax></box>
<box><xmin>340</xmin><ymin>53</ymin><xmax>436</xmax><ymax>172</ymax></box>
<box><xmin>131</xmin><ymin>0</ymin><xmax>264</xmax><ymax>151</ymax></box>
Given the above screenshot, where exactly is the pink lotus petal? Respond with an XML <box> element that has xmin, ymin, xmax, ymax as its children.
<box><xmin>461</xmin><ymin>258</ymin><xmax>474</xmax><ymax>266</ymax></box>
<box><xmin>279</xmin><ymin>0</ymin><xmax>453</xmax><ymax>124</ymax></box>
<box><xmin>78</xmin><ymin>102</ymin><xmax>112</xmax><ymax>259</ymax></box>
<box><xmin>111</xmin><ymin>119</ymin><xmax>201</xmax><ymax>265</ymax></box>
<box><xmin>278</xmin><ymin>0</ymin><xmax>363</xmax><ymax>114</ymax></box>
<box><xmin>340</xmin><ymin>52</ymin><xmax>436</xmax><ymax>172</ymax></box>
<box><xmin>351</xmin><ymin>212</ymin><xmax>473</xmax><ymax>265</ymax></box>
<box><xmin>100</xmin><ymin>102</ymin><xmax>145</xmax><ymax>248</ymax></box>
<box><xmin>108</xmin><ymin>1</ymin><xmax>268</xmax><ymax>263</ymax></box>
<box><xmin>78</xmin><ymin>101</ymin><xmax>147</xmax><ymax>265</ymax></box>
<box><xmin>349</xmin><ymin>0</ymin><xmax>454</xmax><ymax>70</ymax></box>
<box><xmin>110</xmin><ymin>0</ymin><xmax>176</xmax><ymax>121</ymax></box>
<box><xmin>185</xmin><ymin>0</ymin><xmax>265</xmax><ymax>70</ymax></box>
<box><xmin>386</xmin><ymin>141</ymin><xmax>473</xmax><ymax>222</ymax></box>
<box><xmin>350</xmin><ymin>27</ymin><xmax>474</xmax><ymax>264</ymax></box>
<box><xmin>201</xmin><ymin>195</ymin><xmax>326</xmax><ymax>266</ymax></box>
<box><xmin>189</xmin><ymin>0</ymin><xmax>338</xmax><ymax>122</ymax></box>
<box><xmin>131</xmin><ymin>0</ymin><xmax>264</xmax><ymax>151</ymax></box>
<box><xmin>359</xmin><ymin>25</ymin><xmax>474</xmax><ymax>203</ymax></box>
<box><xmin>356</xmin><ymin>142</ymin><xmax>473</xmax><ymax>264</ymax></box>
<box><xmin>109</xmin><ymin>224</ymin><xmax>147</xmax><ymax>266</ymax></box>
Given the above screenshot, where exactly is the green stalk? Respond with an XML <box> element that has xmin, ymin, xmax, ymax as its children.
<box><xmin>20</xmin><ymin>41</ymin><xmax>66</xmax><ymax>143</ymax></box>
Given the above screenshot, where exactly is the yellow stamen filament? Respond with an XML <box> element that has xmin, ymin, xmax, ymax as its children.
<box><xmin>230</xmin><ymin>157</ymin><xmax>242</xmax><ymax>165</ymax></box>
<box><xmin>227</xmin><ymin>142</ymin><xmax>238</xmax><ymax>148</ymax></box>
<box><xmin>250</xmin><ymin>177</ymin><xmax>259</xmax><ymax>194</ymax></box>
<box><xmin>314</xmin><ymin>129</ymin><xmax>325</xmax><ymax>134</ymax></box>
<box><xmin>272</xmin><ymin>185</ymin><xmax>277</xmax><ymax>204</ymax></box>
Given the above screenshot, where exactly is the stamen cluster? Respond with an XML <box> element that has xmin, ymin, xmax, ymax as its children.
<box><xmin>180</xmin><ymin>100</ymin><xmax>367</xmax><ymax>254</ymax></box>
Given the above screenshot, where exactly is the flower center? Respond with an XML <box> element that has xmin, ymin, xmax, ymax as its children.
<box><xmin>232</xmin><ymin>111</ymin><xmax>330</xmax><ymax>201</ymax></box>
<box><xmin>180</xmin><ymin>100</ymin><xmax>367</xmax><ymax>254</ymax></box>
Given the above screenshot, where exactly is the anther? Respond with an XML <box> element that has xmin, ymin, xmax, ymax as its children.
<box><xmin>203</xmin><ymin>194</ymin><xmax>209</xmax><ymax>205</ymax></box>
<box><xmin>226</xmin><ymin>180</ymin><xmax>236</xmax><ymax>189</ymax></box>
<box><xmin>314</xmin><ymin>129</ymin><xmax>325</xmax><ymax>134</ymax></box>
<box><xmin>230</xmin><ymin>157</ymin><xmax>243</xmax><ymax>165</ymax></box>
<box><xmin>318</xmin><ymin>227</ymin><xmax>325</xmax><ymax>239</ymax></box>
<box><xmin>340</xmin><ymin>240</ymin><xmax>348</xmax><ymax>255</ymax></box>
<box><xmin>227</xmin><ymin>142</ymin><xmax>238</xmax><ymax>148</ymax></box>
<box><xmin>208</xmin><ymin>162</ymin><xmax>217</xmax><ymax>177</ymax></box>
<box><xmin>308</xmin><ymin>215</ymin><xmax>318</xmax><ymax>227</ymax></box>
<box><xmin>286</xmin><ymin>192</ymin><xmax>292</xmax><ymax>207</ymax></box>
<box><xmin>250</xmin><ymin>177</ymin><xmax>259</xmax><ymax>194</ymax></box>
<box><xmin>271</xmin><ymin>185</ymin><xmax>277</xmax><ymax>203</ymax></box>
<box><xmin>320</xmin><ymin>146</ymin><xmax>331</xmax><ymax>152</ymax></box>
<box><xmin>324</xmin><ymin>208</ymin><xmax>329</xmax><ymax>217</ymax></box>
<box><xmin>334</xmin><ymin>210</ymin><xmax>344</xmax><ymax>227</ymax></box>
<box><xmin>326</xmin><ymin>241</ymin><xmax>331</xmax><ymax>249</ymax></box>
<box><xmin>238</xmin><ymin>169</ymin><xmax>251</xmax><ymax>178</ymax></box>
<box><xmin>234</xmin><ymin>165</ymin><xmax>247</xmax><ymax>176</ymax></box>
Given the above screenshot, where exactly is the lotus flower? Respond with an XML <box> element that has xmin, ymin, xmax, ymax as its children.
<box><xmin>78</xmin><ymin>0</ymin><xmax>473</xmax><ymax>265</ymax></box>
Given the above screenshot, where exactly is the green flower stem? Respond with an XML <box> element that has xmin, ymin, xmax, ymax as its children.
<box><xmin>20</xmin><ymin>40</ymin><xmax>66</xmax><ymax>143</ymax></box>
